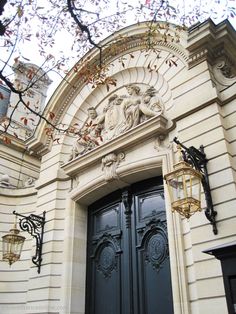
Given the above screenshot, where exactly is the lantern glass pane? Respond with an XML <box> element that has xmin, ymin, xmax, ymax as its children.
<box><xmin>2</xmin><ymin>230</ymin><xmax>25</xmax><ymax>265</ymax></box>
<box><xmin>165</xmin><ymin>164</ymin><xmax>202</xmax><ymax>219</ymax></box>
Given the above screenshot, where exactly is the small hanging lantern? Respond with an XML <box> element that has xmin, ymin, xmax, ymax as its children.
<box><xmin>2</xmin><ymin>219</ymin><xmax>25</xmax><ymax>266</ymax></box>
<box><xmin>164</xmin><ymin>152</ymin><xmax>203</xmax><ymax>219</ymax></box>
<box><xmin>2</xmin><ymin>211</ymin><xmax>46</xmax><ymax>273</ymax></box>
<box><xmin>164</xmin><ymin>138</ymin><xmax>218</xmax><ymax>235</ymax></box>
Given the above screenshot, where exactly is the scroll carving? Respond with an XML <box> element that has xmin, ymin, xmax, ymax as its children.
<box><xmin>102</xmin><ymin>152</ymin><xmax>125</xmax><ymax>181</ymax></box>
<box><xmin>212</xmin><ymin>57</ymin><xmax>236</xmax><ymax>90</ymax></box>
<box><xmin>69</xmin><ymin>84</ymin><xmax>165</xmax><ymax>160</ymax></box>
<box><xmin>216</xmin><ymin>60</ymin><xmax>235</xmax><ymax>79</ymax></box>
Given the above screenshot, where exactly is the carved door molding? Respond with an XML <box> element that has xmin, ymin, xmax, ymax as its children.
<box><xmin>85</xmin><ymin>177</ymin><xmax>174</xmax><ymax>314</ymax></box>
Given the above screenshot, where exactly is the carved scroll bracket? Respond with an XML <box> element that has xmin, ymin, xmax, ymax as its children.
<box><xmin>212</xmin><ymin>58</ymin><xmax>236</xmax><ymax>88</ymax></box>
<box><xmin>102</xmin><ymin>152</ymin><xmax>125</xmax><ymax>182</ymax></box>
<box><xmin>154</xmin><ymin>134</ymin><xmax>174</xmax><ymax>153</ymax></box>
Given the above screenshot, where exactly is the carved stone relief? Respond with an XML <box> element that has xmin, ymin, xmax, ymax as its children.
<box><xmin>23</xmin><ymin>177</ymin><xmax>35</xmax><ymax>187</ymax></box>
<box><xmin>69</xmin><ymin>84</ymin><xmax>165</xmax><ymax>160</ymax></box>
<box><xmin>216</xmin><ymin>60</ymin><xmax>235</xmax><ymax>79</ymax></box>
<box><xmin>212</xmin><ymin>58</ymin><xmax>236</xmax><ymax>91</ymax></box>
<box><xmin>101</xmin><ymin>152</ymin><xmax>125</xmax><ymax>181</ymax></box>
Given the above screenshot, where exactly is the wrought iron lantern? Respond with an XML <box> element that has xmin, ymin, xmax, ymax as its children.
<box><xmin>164</xmin><ymin>137</ymin><xmax>218</xmax><ymax>235</ymax></box>
<box><xmin>2</xmin><ymin>211</ymin><xmax>46</xmax><ymax>273</ymax></box>
<box><xmin>2</xmin><ymin>219</ymin><xmax>25</xmax><ymax>266</ymax></box>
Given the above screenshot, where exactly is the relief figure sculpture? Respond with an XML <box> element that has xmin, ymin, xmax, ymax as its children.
<box><xmin>117</xmin><ymin>85</ymin><xmax>142</xmax><ymax>133</ymax></box>
<box><xmin>117</xmin><ymin>84</ymin><xmax>162</xmax><ymax>134</ymax></box>
<box><xmin>69</xmin><ymin>85</ymin><xmax>164</xmax><ymax>160</ymax></box>
<box><xmin>102</xmin><ymin>94</ymin><xmax>125</xmax><ymax>141</ymax></box>
<box><xmin>140</xmin><ymin>86</ymin><xmax>164</xmax><ymax>123</ymax></box>
<box><xmin>69</xmin><ymin>107</ymin><xmax>104</xmax><ymax>160</ymax></box>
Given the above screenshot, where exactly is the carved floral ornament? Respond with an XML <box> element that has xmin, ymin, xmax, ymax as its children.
<box><xmin>68</xmin><ymin>84</ymin><xmax>165</xmax><ymax>160</ymax></box>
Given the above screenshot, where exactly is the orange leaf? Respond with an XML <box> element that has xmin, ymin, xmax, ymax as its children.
<box><xmin>49</xmin><ymin>112</ymin><xmax>55</xmax><ymax>120</ymax></box>
<box><xmin>20</xmin><ymin>117</ymin><xmax>28</xmax><ymax>125</ymax></box>
<box><xmin>3</xmin><ymin>136</ymin><xmax>11</xmax><ymax>144</ymax></box>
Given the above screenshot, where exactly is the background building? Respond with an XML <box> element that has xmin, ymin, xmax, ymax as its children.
<box><xmin>0</xmin><ymin>19</ymin><xmax>236</xmax><ymax>314</ymax></box>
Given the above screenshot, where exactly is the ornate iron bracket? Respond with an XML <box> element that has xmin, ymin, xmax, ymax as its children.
<box><xmin>173</xmin><ymin>137</ymin><xmax>217</xmax><ymax>234</ymax></box>
<box><xmin>13</xmin><ymin>210</ymin><xmax>46</xmax><ymax>273</ymax></box>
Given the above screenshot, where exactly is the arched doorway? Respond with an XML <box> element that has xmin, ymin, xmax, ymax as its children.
<box><xmin>85</xmin><ymin>177</ymin><xmax>174</xmax><ymax>314</ymax></box>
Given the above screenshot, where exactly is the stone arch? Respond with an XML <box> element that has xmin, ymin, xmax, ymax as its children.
<box><xmin>57</xmin><ymin>61</ymin><xmax>186</xmax><ymax>162</ymax></box>
<box><xmin>29</xmin><ymin>21</ymin><xmax>189</xmax><ymax>156</ymax></box>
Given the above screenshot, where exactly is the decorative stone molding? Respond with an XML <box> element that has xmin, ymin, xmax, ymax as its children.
<box><xmin>212</xmin><ymin>58</ymin><xmax>236</xmax><ymax>90</ymax></box>
<box><xmin>188</xmin><ymin>48</ymin><xmax>209</xmax><ymax>69</ymax></box>
<box><xmin>154</xmin><ymin>134</ymin><xmax>169</xmax><ymax>151</ymax></box>
<box><xmin>102</xmin><ymin>152</ymin><xmax>125</xmax><ymax>181</ymax></box>
<box><xmin>23</xmin><ymin>176</ymin><xmax>35</xmax><ymax>187</ymax></box>
<box><xmin>216</xmin><ymin>60</ymin><xmax>235</xmax><ymax>79</ymax></box>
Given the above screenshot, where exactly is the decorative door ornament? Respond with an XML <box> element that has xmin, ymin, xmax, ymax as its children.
<box><xmin>92</xmin><ymin>233</ymin><xmax>122</xmax><ymax>278</ymax></box>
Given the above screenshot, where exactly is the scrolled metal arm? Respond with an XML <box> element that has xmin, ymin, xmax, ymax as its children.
<box><xmin>173</xmin><ymin>137</ymin><xmax>218</xmax><ymax>235</ymax></box>
<box><xmin>13</xmin><ymin>211</ymin><xmax>46</xmax><ymax>273</ymax></box>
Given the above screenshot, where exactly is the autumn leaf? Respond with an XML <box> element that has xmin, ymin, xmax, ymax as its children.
<box><xmin>2</xmin><ymin>136</ymin><xmax>11</xmax><ymax>144</ymax></box>
<box><xmin>14</xmin><ymin>57</ymin><xmax>20</xmax><ymax>63</ymax></box>
<box><xmin>0</xmin><ymin>92</ymin><xmax>4</xmax><ymax>100</ymax></box>
<box><xmin>48</xmin><ymin>112</ymin><xmax>55</xmax><ymax>120</ymax></box>
<box><xmin>20</xmin><ymin>117</ymin><xmax>28</xmax><ymax>125</ymax></box>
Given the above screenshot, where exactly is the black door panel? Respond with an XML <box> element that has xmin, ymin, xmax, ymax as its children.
<box><xmin>86</xmin><ymin>177</ymin><xmax>174</xmax><ymax>314</ymax></box>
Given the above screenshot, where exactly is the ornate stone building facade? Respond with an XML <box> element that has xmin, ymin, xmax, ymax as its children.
<box><xmin>0</xmin><ymin>19</ymin><xmax>236</xmax><ymax>314</ymax></box>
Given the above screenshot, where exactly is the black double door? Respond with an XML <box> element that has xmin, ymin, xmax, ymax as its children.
<box><xmin>85</xmin><ymin>177</ymin><xmax>174</xmax><ymax>314</ymax></box>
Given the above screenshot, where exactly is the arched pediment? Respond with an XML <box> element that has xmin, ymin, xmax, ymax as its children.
<box><xmin>28</xmin><ymin>21</ymin><xmax>189</xmax><ymax>156</ymax></box>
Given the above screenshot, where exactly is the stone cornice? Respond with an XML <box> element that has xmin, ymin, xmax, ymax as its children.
<box><xmin>187</xmin><ymin>19</ymin><xmax>236</xmax><ymax>68</ymax></box>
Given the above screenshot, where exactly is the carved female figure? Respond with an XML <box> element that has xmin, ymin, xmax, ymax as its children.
<box><xmin>118</xmin><ymin>84</ymin><xmax>142</xmax><ymax>133</ymax></box>
<box><xmin>102</xmin><ymin>94</ymin><xmax>125</xmax><ymax>141</ymax></box>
